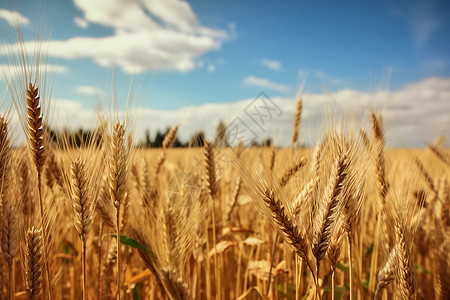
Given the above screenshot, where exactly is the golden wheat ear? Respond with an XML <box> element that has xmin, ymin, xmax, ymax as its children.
<box><xmin>374</xmin><ymin>248</ymin><xmax>396</xmax><ymax>300</ymax></box>
<box><xmin>312</xmin><ymin>153</ymin><xmax>348</xmax><ymax>263</ymax></box>
<box><xmin>427</xmin><ymin>144</ymin><xmax>450</xmax><ymax>167</ymax></box>
<box><xmin>25</xmin><ymin>226</ymin><xmax>44</xmax><ymax>300</ymax></box>
<box><xmin>279</xmin><ymin>158</ymin><xmax>307</xmax><ymax>187</ymax></box>
<box><xmin>204</xmin><ymin>140</ymin><xmax>216</xmax><ymax>199</ymax></box>
<box><xmin>69</xmin><ymin>156</ymin><xmax>94</xmax><ymax>244</ymax></box>
<box><xmin>291</xmin><ymin>98</ymin><xmax>302</xmax><ymax>146</ymax></box>
<box><xmin>27</xmin><ymin>83</ymin><xmax>47</xmax><ymax>175</ymax></box>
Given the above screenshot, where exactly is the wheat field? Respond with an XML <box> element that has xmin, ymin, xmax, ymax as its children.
<box><xmin>0</xmin><ymin>24</ymin><xmax>449</xmax><ymax>300</ymax></box>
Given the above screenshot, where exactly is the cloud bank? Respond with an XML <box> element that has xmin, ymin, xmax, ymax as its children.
<box><xmin>0</xmin><ymin>9</ymin><xmax>29</xmax><ymax>27</ymax></box>
<box><xmin>32</xmin><ymin>77</ymin><xmax>449</xmax><ymax>148</ymax></box>
<box><xmin>0</xmin><ymin>1</ymin><xmax>231</xmax><ymax>73</ymax></box>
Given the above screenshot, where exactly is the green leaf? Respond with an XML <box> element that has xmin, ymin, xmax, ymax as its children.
<box><xmin>62</xmin><ymin>240</ymin><xmax>69</xmax><ymax>254</ymax></box>
<box><xmin>416</xmin><ymin>264</ymin><xmax>430</xmax><ymax>274</ymax></box>
<box><xmin>365</xmin><ymin>243</ymin><xmax>374</xmax><ymax>257</ymax></box>
<box><xmin>324</xmin><ymin>285</ymin><xmax>346</xmax><ymax>300</ymax></box>
<box><xmin>62</xmin><ymin>240</ymin><xmax>78</xmax><ymax>257</ymax></box>
<box><xmin>277</xmin><ymin>283</ymin><xmax>295</xmax><ymax>299</ymax></box>
<box><xmin>111</xmin><ymin>235</ymin><xmax>157</xmax><ymax>263</ymax></box>
<box><xmin>133</xmin><ymin>282</ymin><xmax>141</xmax><ymax>300</ymax></box>
<box><xmin>336</xmin><ymin>262</ymin><xmax>349</xmax><ymax>274</ymax></box>
<box><xmin>112</xmin><ymin>235</ymin><xmax>148</xmax><ymax>252</ymax></box>
<box><xmin>361</xmin><ymin>279</ymin><xmax>369</xmax><ymax>289</ymax></box>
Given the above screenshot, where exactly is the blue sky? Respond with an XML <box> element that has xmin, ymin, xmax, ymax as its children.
<box><xmin>0</xmin><ymin>0</ymin><xmax>449</xmax><ymax>146</ymax></box>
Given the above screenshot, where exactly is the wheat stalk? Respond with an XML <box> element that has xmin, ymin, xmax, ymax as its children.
<box><xmin>69</xmin><ymin>156</ymin><xmax>95</xmax><ymax>300</ymax></box>
<box><xmin>203</xmin><ymin>139</ymin><xmax>220</xmax><ymax>299</ymax></box>
<box><xmin>327</xmin><ymin>217</ymin><xmax>344</xmax><ymax>300</ymax></box>
<box><xmin>25</xmin><ymin>82</ymin><xmax>54</xmax><ymax>300</ymax></box>
<box><xmin>107</xmin><ymin>120</ymin><xmax>130</xmax><ymax>300</ymax></box>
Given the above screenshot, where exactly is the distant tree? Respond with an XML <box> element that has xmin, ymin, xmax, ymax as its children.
<box><xmin>151</xmin><ymin>130</ymin><xmax>165</xmax><ymax>147</ymax></box>
<box><xmin>144</xmin><ymin>129</ymin><xmax>151</xmax><ymax>147</ymax></box>
<box><xmin>214</xmin><ymin>120</ymin><xmax>229</xmax><ymax>147</ymax></box>
<box><xmin>261</xmin><ymin>138</ymin><xmax>272</xmax><ymax>147</ymax></box>
<box><xmin>172</xmin><ymin>137</ymin><xmax>187</xmax><ymax>148</ymax></box>
<box><xmin>138</xmin><ymin>129</ymin><xmax>152</xmax><ymax>148</ymax></box>
<box><xmin>189</xmin><ymin>131</ymin><xmax>205</xmax><ymax>147</ymax></box>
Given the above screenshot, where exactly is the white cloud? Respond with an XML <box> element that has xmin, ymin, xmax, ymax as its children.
<box><xmin>0</xmin><ymin>64</ymin><xmax>67</xmax><ymax>78</ymax></box>
<box><xmin>260</xmin><ymin>59</ymin><xmax>281</xmax><ymax>71</ymax></box>
<box><xmin>0</xmin><ymin>0</ymin><xmax>231</xmax><ymax>73</ymax></box>
<box><xmin>243</xmin><ymin>76</ymin><xmax>291</xmax><ymax>93</ymax></box>
<box><xmin>73</xmin><ymin>16</ymin><xmax>88</xmax><ymax>29</ymax></box>
<box><xmin>76</xmin><ymin>85</ymin><xmax>103</xmax><ymax>96</ymax></box>
<box><xmin>207</xmin><ymin>64</ymin><xmax>215</xmax><ymax>73</ymax></box>
<box><xmin>7</xmin><ymin>77</ymin><xmax>448</xmax><ymax>148</ymax></box>
<box><xmin>0</xmin><ymin>9</ymin><xmax>29</xmax><ymax>27</ymax></box>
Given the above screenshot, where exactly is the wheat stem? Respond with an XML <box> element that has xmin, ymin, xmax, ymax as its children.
<box><xmin>38</xmin><ymin>174</ymin><xmax>53</xmax><ymax>300</ymax></box>
<box><xmin>97</xmin><ymin>221</ymin><xmax>103</xmax><ymax>300</ymax></box>
<box><xmin>266</xmin><ymin>234</ymin><xmax>278</xmax><ymax>297</ymax></box>
<box><xmin>8</xmin><ymin>260</ymin><xmax>13</xmax><ymax>300</ymax></box>
<box><xmin>331</xmin><ymin>266</ymin><xmax>336</xmax><ymax>300</ymax></box>
<box><xmin>116</xmin><ymin>209</ymin><xmax>121</xmax><ymax>300</ymax></box>
<box><xmin>348</xmin><ymin>233</ymin><xmax>353</xmax><ymax>300</ymax></box>
<box><xmin>82</xmin><ymin>240</ymin><xmax>87</xmax><ymax>300</ymax></box>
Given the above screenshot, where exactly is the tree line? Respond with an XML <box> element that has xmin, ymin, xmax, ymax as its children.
<box><xmin>48</xmin><ymin>120</ymin><xmax>273</xmax><ymax>148</ymax></box>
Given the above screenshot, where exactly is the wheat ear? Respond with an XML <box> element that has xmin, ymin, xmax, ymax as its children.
<box><xmin>371</xmin><ymin>112</ymin><xmax>388</xmax><ymax>202</ymax></box>
<box><xmin>427</xmin><ymin>144</ymin><xmax>450</xmax><ymax>167</ymax></box>
<box><xmin>292</xmin><ymin>99</ymin><xmax>302</xmax><ymax>146</ymax></box>
<box><xmin>414</xmin><ymin>157</ymin><xmax>437</xmax><ymax>194</ymax></box>
<box><xmin>262</xmin><ymin>190</ymin><xmax>314</xmax><ymax>276</ymax></box>
<box><xmin>394</xmin><ymin>222</ymin><xmax>416</xmax><ymax>300</ymax></box>
<box><xmin>160</xmin><ymin>266</ymin><xmax>192</xmax><ymax>300</ymax></box>
<box><xmin>374</xmin><ymin>248</ymin><xmax>396</xmax><ymax>300</ymax></box>
<box><xmin>279</xmin><ymin>158</ymin><xmax>307</xmax><ymax>187</ymax></box>
<box><xmin>435</xmin><ymin>230</ymin><xmax>450</xmax><ymax>300</ymax></box>
<box><xmin>312</xmin><ymin>153</ymin><xmax>348</xmax><ymax>264</ymax></box>
<box><xmin>269</xmin><ymin>146</ymin><xmax>276</xmax><ymax>170</ymax></box>
<box><xmin>70</xmin><ymin>156</ymin><xmax>94</xmax><ymax>300</ymax></box>
<box><xmin>292</xmin><ymin>176</ymin><xmax>318</xmax><ymax>217</ymax></box>
<box><xmin>1</xmin><ymin>203</ymin><xmax>17</xmax><ymax>300</ymax></box>
<box><xmin>25</xmin><ymin>226</ymin><xmax>44</xmax><ymax>300</ymax></box>
<box><xmin>438</xmin><ymin>177</ymin><xmax>449</xmax><ymax>226</ymax></box>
